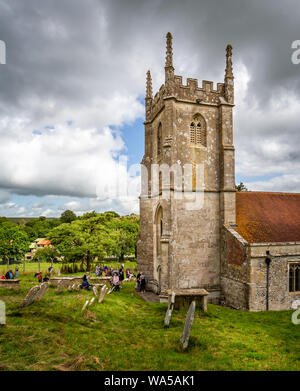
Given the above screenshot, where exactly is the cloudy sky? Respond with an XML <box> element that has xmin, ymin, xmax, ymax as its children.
<box><xmin>0</xmin><ymin>0</ymin><xmax>299</xmax><ymax>217</ymax></box>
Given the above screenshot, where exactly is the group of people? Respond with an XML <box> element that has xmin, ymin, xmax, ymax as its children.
<box><xmin>80</xmin><ymin>265</ymin><xmax>139</xmax><ymax>293</ymax></box>
<box><xmin>94</xmin><ymin>264</ymin><xmax>136</xmax><ymax>280</ymax></box>
<box><xmin>1</xmin><ymin>266</ymin><xmax>19</xmax><ymax>280</ymax></box>
<box><xmin>1</xmin><ymin>263</ymin><xmax>148</xmax><ymax>294</ymax></box>
<box><xmin>34</xmin><ymin>272</ymin><xmax>50</xmax><ymax>283</ymax></box>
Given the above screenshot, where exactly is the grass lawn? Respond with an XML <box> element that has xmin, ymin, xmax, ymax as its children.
<box><xmin>0</xmin><ymin>274</ymin><xmax>300</xmax><ymax>371</ymax></box>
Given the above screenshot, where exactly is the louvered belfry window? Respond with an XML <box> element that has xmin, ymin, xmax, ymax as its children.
<box><xmin>190</xmin><ymin>114</ymin><xmax>206</xmax><ymax>147</ymax></box>
<box><xmin>190</xmin><ymin>122</ymin><xmax>195</xmax><ymax>144</ymax></box>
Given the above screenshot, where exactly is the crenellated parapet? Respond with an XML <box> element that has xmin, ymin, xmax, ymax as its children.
<box><xmin>145</xmin><ymin>33</ymin><xmax>234</xmax><ymax>123</ymax></box>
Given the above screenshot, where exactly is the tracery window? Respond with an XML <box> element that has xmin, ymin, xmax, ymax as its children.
<box><xmin>289</xmin><ymin>263</ymin><xmax>300</xmax><ymax>292</ymax></box>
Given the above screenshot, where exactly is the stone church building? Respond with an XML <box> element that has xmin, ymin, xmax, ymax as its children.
<box><xmin>137</xmin><ymin>33</ymin><xmax>300</xmax><ymax>311</ymax></box>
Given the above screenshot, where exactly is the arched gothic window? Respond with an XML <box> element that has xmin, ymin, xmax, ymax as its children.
<box><xmin>156</xmin><ymin>206</ymin><xmax>163</xmax><ymax>256</ymax></box>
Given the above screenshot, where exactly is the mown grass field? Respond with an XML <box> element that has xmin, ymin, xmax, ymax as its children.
<box><xmin>1</xmin><ymin>270</ymin><xmax>300</xmax><ymax>371</ymax></box>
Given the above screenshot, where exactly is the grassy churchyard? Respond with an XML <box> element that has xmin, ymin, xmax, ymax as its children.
<box><xmin>0</xmin><ymin>264</ymin><xmax>300</xmax><ymax>371</ymax></box>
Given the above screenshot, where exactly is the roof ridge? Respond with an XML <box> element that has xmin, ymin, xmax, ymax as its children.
<box><xmin>238</xmin><ymin>191</ymin><xmax>300</xmax><ymax>196</ymax></box>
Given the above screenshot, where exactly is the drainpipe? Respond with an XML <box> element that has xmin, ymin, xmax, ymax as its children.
<box><xmin>265</xmin><ymin>251</ymin><xmax>272</xmax><ymax>310</ymax></box>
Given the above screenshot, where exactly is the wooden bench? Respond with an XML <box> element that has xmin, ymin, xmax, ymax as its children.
<box><xmin>166</xmin><ymin>288</ymin><xmax>209</xmax><ymax>311</ymax></box>
<box><xmin>0</xmin><ymin>279</ymin><xmax>21</xmax><ymax>290</ymax></box>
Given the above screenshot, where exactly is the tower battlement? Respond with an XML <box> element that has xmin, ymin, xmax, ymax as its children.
<box><xmin>145</xmin><ymin>33</ymin><xmax>234</xmax><ymax>123</ymax></box>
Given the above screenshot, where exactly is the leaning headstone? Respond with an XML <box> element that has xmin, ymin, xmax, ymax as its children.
<box><xmin>0</xmin><ymin>300</ymin><xmax>6</xmax><ymax>325</ymax></box>
<box><xmin>89</xmin><ymin>297</ymin><xmax>95</xmax><ymax>306</ymax></box>
<box><xmin>92</xmin><ymin>285</ymin><xmax>98</xmax><ymax>297</ymax></box>
<box><xmin>56</xmin><ymin>280</ymin><xmax>63</xmax><ymax>293</ymax></box>
<box><xmin>81</xmin><ymin>300</ymin><xmax>89</xmax><ymax>312</ymax></box>
<box><xmin>180</xmin><ymin>301</ymin><xmax>196</xmax><ymax>350</ymax></box>
<box><xmin>164</xmin><ymin>291</ymin><xmax>176</xmax><ymax>328</ymax></box>
<box><xmin>20</xmin><ymin>285</ymin><xmax>41</xmax><ymax>308</ymax></box>
<box><xmin>35</xmin><ymin>282</ymin><xmax>49</xmax><ymax>301</ymax></box>
<box><xmin>98</xmin><ymin>285</ymin><xmax>108</xmax><ymax>303</ymax></box>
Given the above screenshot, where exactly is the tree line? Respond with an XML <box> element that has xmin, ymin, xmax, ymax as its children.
<box><xmin>0</xmin><ymin>211</ymin><xmax>139</xmax><ymax>269</ymax></box>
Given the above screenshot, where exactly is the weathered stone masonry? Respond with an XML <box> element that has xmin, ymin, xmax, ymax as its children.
<box><xmin>138</xmin><ymin>33</ymin><xmax>300</xmax><ymax>311</ymax></box>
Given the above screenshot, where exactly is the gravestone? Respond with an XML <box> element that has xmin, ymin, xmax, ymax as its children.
<box><xmin>98</xmin><ymin>285</ymin><xmax>108</xmax><ymax>303</ymax></box>
<box><xmin>56</xmin><ymin>280</ymin><xmax>63</xmax><ymax>293</ymax></box>
<box><xmin>164</xmin><ymin>291</ymin><xmax>176</xmax><ymax>328</ymax></box>
<box><xmin>81</xmin><ymin>300</ymin><xmax>89</xmax><ymax>312</ymax></box>
<box><xmin>93</xmin><ymin>285</ymin><xmax>98</xmax><ymax>297</ymax></box>
<box><xmin>180</xmin><ymin>300</ymin><xmax>196</xmax><ymax>350</ymax></box>
<box><xmin>35</xmin><ymin>282</ymin><xmax>49</xmax><ymax>301</ymax></box>
<box><xmin>20</xmin><ymin>285</ymin><xmax>41</xmax><ymax>308</ymax></box>
<box><xmin>0</xmin><ymin>300</ymin><xmax>5</xmax><ymax>325</ymax></box>
<box><xmin>89</xmin><ymin>297</ymin><xmax>95</xmax><ymax>306</ymax></box>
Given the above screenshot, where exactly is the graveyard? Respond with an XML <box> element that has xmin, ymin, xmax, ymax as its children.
<box><xmin>1</xmin><ymin>268</ymin><xmax>300</xmax><ymax>371</ymax></box>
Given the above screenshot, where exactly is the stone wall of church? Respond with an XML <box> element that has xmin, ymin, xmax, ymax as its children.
<box><xmin>170</xmin><ymin>193</ymin><xmax>221</xmax><ymax>291</ymax></box>
<box><xmin>221</xmin><ymin>226</ymin><xmax>251</xmax><ymax>310</ymax></box>
<box><xmin>248</xmin><ymin>244</ymin><xmax>300</xmax><ymax>311</ymax></box>
<box><xmin>221</xmin><ymin>233</ymin><xmax>300</xmax><ymax>311</ymax></box>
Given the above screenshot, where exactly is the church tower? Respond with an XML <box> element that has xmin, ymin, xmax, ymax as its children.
<box><xmin>137</xmin><ymin>33</ymin><xmax>236</xmax><ymax>297</ymax></box>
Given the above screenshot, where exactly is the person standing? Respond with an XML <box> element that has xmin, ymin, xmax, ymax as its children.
<box><xmin>37</xmin><ymin>272</ymin><xmax>43</xmax><ymax>283</ymax></box>
<box><xmin>136</xmin><ymin>272</ymin><xmax>141</xmax><ymax>291</ymax></box>
<box><xmin>15</xmin><ymin>265</ymin><xmax>19</xmax><ymax>278</ymax></box>
<box><xmin>119</xmin><ymin>268</ymin><xmax>124</xmax><ymax>283</ymax></box>
<box><xmin>140</xmin><ymin>273</ymin><xmax>146</xmax><ymax>293</ymax></box>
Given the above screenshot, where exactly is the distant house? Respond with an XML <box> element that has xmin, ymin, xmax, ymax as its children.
<box><xmin>25</xmin><ymin>238</ymin><xmax>51</xmax><ymax>260</ymax></box>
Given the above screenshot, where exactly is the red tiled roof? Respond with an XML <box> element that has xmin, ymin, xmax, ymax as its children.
<box><xmin>235</xmin><ymin>191</ymin><xmax>300</xmax><ymax>243</ymax></box>
<box><xmin>37</xmin><ymin>239</ymin><xmax>51</xmax><ymax>246</ymax></box>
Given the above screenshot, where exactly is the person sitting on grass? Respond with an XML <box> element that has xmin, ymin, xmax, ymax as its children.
<box><xmin>37</xmin><ymin>272</ymin><xmax>43</xmax><ymax>283</ymax></box>
<box><xmin>80</xmin><ymin>272</ymin><xmax>91</xmax><ymax>290</ymax></box>
<box><xmin>112</xmin><ymin>272</ymin><xmax>120</xmax><ymax>291</ymax></box>
<box><xmin>43</xmin><ymin>274</ymin><xmax>50</xmax><ymax>282</ymax></box>
<box><xmin>5</xmin><ymin>269</ymin><xmax>14</xmax><ymax>279</ymax></box>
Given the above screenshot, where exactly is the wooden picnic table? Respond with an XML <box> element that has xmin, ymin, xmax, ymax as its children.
<box><xmin>166</xmin><ymin>288</ymin><xmax>209</xmax><ymax>311</ymax></box>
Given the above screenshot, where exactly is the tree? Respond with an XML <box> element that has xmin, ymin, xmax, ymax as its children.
<box><xmin>48</xmin><ymin>220</ymin><xmax>111</xmax><ymax>271</ymax></box>
<box><xmin>47</xmin><ymin>211</ymin><xmax>140</xmax><ymax>270</ymax></box>
<box><xmin>60</xmin><ymin>210</ymin><xmax>77</xmax><ymax>224</ymax></box>
<box><xmin>0</xmin><ymin>221</ymin><xmax>30</xmax><ymax>263</ymax></box>
<box><xmin>32</xmin><ymin>246</ymin><xmax>61</xmax><ymax>265</ymax></box>
<box><xmin>107</xmin><ymin>216</ymin><xmax>139</xmax><ymax>261</ymax></box>
<box><xmin>235</xmin><ymin>182</ymin><xmax>248</xmax><ymax>192</ymax></box>
<box><xmin>22</xmin><ymin>218</ymin><xmax>60</xmax><ymax>241</ymax></box>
